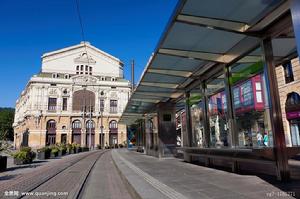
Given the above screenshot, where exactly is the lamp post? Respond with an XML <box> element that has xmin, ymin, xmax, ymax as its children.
<box><xmin>100</xmin><ymin>110</ymin><xmax>104</xmax><ymax>149</ymax></box>
<box><xmin>88</xmin><ymin>104</ymin><xmax>92</xmax><ymax>150</ymax></box>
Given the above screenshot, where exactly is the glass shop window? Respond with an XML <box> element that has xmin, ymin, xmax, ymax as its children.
<box><xmin>229</xmin><ymin>48</ymin><xmax>272</xmax><ymax>148</ymax></box>
<box><xmin>190</xmin><ymin>92</ymin><xmax>205</xmax><ymax>147</ymax></box>
<box><xmin>206</xmin><ymin>74</ymin><xmax>229</xmax><ymax>148</ymax></box>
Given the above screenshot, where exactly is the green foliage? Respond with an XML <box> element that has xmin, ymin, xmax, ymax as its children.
<box><xmin>12</xmin><ymin>147</ymin><xmax>36</xmax><ymax>161</ymax></box>
<box><xmin>0</xmin><ymin>142</ymin><xmax>8</xmax><ymax>152</ymax></box>
<box><xmin>37</xmin><ymin>146</ymin><xmax>51</xmax><ymax>153</ymax></box>
<box><xmin>49</xmin><ymin>145</ymin><xmax>59</xmax><ymax>154</ymax></box>
<box><xmin>20</xmin><ymin>146</ymin><xmax>32</xmax><ymax>153</ymax></box>
<box><xmin>0</xmin><ymin>108</ymin><xmax>15</xmax><ymax>141</ymax></box>
<box><xmin>57</xmin><ymin>144</ymin><xmax>67</xmax><ymax>152</ymax></box>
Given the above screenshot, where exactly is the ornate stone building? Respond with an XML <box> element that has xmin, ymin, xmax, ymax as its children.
<box><xmin>275</xmin><ymin>57</ymin><xmax>300</xmax><ymax>146</ymax></box>
<box><xmin>13</xmin><ymin>42</ymin><xmax>131</xmax><ymax>149</ymax></box>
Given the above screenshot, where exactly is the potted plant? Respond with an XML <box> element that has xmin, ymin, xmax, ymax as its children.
<box><xmin>96</xmin><ymin>144</ymin><xmax>101</xmax><ymax>150</ymax></box>
<box><xmin>50</xmin><ymin>146</ymin><xmax>59</xmax><ymax>158</ymax></box>
<box><xmin>37</xmin><ymin>147</ymin><xmax>51</xmax><ymax>160</ymax></box>
<box><xmin>81</xmin><ymin>147</ymin><xmax>89</xmax><ymax>152</ymax></box>
<box><xmin>67</xmin><ymin>144</ymin><xmax>74</xmax><ymax>154</ymax></box>
<box><xmin>74</xmin><ymin>144</ymin><xmax>81</xmax><ymax>153</ymax></box>
<box><xmin>0</xmin><ymin>143</ymin><xmax>8</xmax><ymax>172</ymax></box>
<box><xmin>12</xmin><ymin>147</ymin><xmax>36</xmax><ymax>165</ymax></box>
<box><xmin>57</xmin><ymin>144</ymin><xmax>67</xmax><ymax>156</ymax></box>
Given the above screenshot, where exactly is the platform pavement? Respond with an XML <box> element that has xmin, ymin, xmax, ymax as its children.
<box><xmin>112</xmin><ymin>149</ymin><xmax>300</xmax><ymax>199</ymax></box>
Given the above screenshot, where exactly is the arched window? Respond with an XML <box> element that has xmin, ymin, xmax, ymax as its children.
<box><xmin>72</xmin><ymin>120</ymin><xmax>81</xmax><ymax>129</ymax></box>
<box><xmin>46</xmin><ymin>120</ymin><xmax>56</xmax><ymax>129</ymax></box>
<box><xmin>86</xmin><ymin>120</ymin><xmax>95</xmax><ymax>129</ymax></box>
<box><xmin>109</xmin><ymin>120</ymin><xmax>118</xmax><ymax>129</ymax></box>
<box><xmin>72</xmin><ymin>90</ymin><xmax>95</xmax><ymax>112</ymax></box>
<box><xmin>286</xmin><ymin>92</ymin><xmax>300</xmax><ymax>106</ymax></box>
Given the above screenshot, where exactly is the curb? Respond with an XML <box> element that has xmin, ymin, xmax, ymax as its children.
<box><xmin>112</xmin><ymin>150</ymin><xmax>142</xmax><ymax>199</ymax></box>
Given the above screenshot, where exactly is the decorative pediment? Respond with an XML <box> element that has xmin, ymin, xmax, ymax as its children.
<box><xmin>71</xmin><ymin>75</ymin><xmax>98</xmax><ymax>85</ymax></box>
<box><xmin>48</xmin><ymin>88</ymin><xmax>58</xmax><ymax>95</ymax></box>
<box><xmin>74</xmin><ymin>53</ymin><xmax>96</xmax><ymax>64</ymax></box>
<box><xmin>110</xmin><ymin>91</ymin><xmax>118</xmax><ymax>98</ymax></box>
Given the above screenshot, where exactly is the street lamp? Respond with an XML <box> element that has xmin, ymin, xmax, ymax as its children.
<box><xmin>81</xmin><ymin>87</ymin><xmax>93</xmax><ymax>150</ymax></box>
<box><xmin>100</xmin><ymin>91</ymin><xmax>104</xmax><ymax>149</ymax></box>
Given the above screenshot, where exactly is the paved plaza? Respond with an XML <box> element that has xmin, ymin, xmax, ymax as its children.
<box><xmin>0</xmin><ymin>149</ymin><xmax>299</xmax><ymax>199</ymax></box>
<box><xmin>112</xmin><ymin>149</ymin><xmax>300</xmax><ymax>199</ymax></box>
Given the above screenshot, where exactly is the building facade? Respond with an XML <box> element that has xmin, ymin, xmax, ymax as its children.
<box><xmin>276</xmin><ymin>57</ymin><xmax>300</xmax><ymax>147</ymax></box>
<box><xmin>13</xmin><ymin>42</ymin><xmax>131</xmax><ymax>149</ymax></box>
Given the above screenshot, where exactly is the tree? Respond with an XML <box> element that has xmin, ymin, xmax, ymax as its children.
<box><xmin>0</xmin><ymin>108</ymin><xmax>15</xmax><ymax>141</ymax></box>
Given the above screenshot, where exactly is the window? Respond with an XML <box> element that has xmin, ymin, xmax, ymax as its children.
<box><xmin>72</xmin><ymin>120</ymin><xmax>81</xmax><ymax>129</ymax></box>
<box><xmin>86</xmin><ymin>120</ymin><xmax>95</xmax><ymax>129</ymax></box>
<box><xmin>109</xmin><ymin>120</ymin><xmax>118</xmax><ymax>129</ymax></box>
<box><xmin>85</xmin><ymin>65</ymin><xmax>89</xmax><ymax>71</ymax></box>
<box><xmin>81</xmin><ymin>65</ymin><xmax>83</xmax><ymax>71</ymax></box>
<box><xmin>62</xmin><ymin>98</ymin><xmax>68</xmax><ymax>111</ymax></box>
<box><xmin>100</xmin><ymin>99</ymin><xmax>104</xmax><ymax>112</ymax></box>
<box><xmin>283</xmin><ymin>61</ymin><xmax>294</xmax><ymax>83</ymax></box>
<box><xmin>46</xmin><ymin>120</ymin><xmax>56</xmax><ymax>129</ymax></box>
<box><xmin>77</xmin><ymin>65</ymin><xmax>79</xmax><ymax>70</ymax></box>
<box><xmin>48</xmin><ymin>98</ymin><xmax>57</xmax><ymax>111</ymax></box>
<box><xmin>163</xmin><ymin>114</ymin><xmax>171</xmax><ymax>121</ymax></box>
<box><xmin>286</xmin><ymin>92</ymin><xmax>300</xmax><ymax>106</ymax></box>
<box><xmin>110</xmin><ymin>100</ymin><xmax>117</xmax><ymax>113</ymax></box>
<box><xmin>64</xmin><ymin>74</ymin><xmax>69</xmax><ymax>79</ymax></box>
<box><xmin>52</xmin><ymin>73</ymin><xmax>58</xmax><ymax>78</ymax></box>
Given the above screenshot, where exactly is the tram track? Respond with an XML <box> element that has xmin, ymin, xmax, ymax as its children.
<box><xmin>0</xmin><ymin>150</ymin><xmax>109</xmax><ymax>199</ymax></box>
<box><xmin>16</xmin><ymin>150</ymin><xmax>108</xmax><ymax>199</ymax></box>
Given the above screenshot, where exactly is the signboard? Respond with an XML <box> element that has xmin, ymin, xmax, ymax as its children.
<box><xmin>287</xmin><ymin>111</ymin><xmax>300</xmax><ymax>120</ymax></box>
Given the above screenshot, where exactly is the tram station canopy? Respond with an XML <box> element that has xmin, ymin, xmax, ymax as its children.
<box><xmin>120</xmin><ymin>0</ymin><xmax>297</xmax><ymax>124</ymax></box>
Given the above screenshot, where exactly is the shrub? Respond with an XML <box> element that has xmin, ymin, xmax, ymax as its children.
<box><xmin>12</xmin><ymin>147</ymin><xmax>36</xmax><ymax>164</ymax></box>
<box><xmin>57</xmin><ymin>144</ymin><xmax>67</xmax><ymax>153</ymax></box>
<box><xmin>96</xmin><ymin>144</ymin><xmax>101</xmax><ymax>149</ymax></box>
<box><xmin>37</xmin><ymin>146</ymin><xmax>51</xmax><ymax>153</ymax></box>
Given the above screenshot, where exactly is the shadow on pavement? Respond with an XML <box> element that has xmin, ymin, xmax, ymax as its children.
<box><xmin>0</xmin><ymin>175</ymin><xmax>18</xmax><ymax>181</ymax></box>
<box><xmin>189</xmin><ymin>158</ymin><xmax>300</xmax><ymax>198</ymax></box>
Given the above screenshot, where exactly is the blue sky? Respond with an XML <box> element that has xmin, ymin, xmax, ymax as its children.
<box><xmin>0</xmin><ymin>0</ymin><xmax>178</xmax><ymax>107</ymax></box>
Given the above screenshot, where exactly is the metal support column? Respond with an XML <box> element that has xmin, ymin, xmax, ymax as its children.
<box><xmin>291</xmin><ymin>0</ymin><xmax>300</xmax><ymax>55</ymax></box>
<box><xmin>224</xmin><ymin>66</ymin><xmax>237</xmax><ymax>148</ymax></box>
<box><xmin>201</xmin><ymin>82</ymin><xmax>210</xmax><ymax>148</ymax></box>
<box><xmin>261</xmin><ymin>38</ymin><xmax>290</xmax><ymax>181</ymax></box>
<box><xmin>184</xmin><ymin>92</ymin><xmax>193</xmax><ymax>162</ymax></box>
<box><xmin>185</xmin><ymin>92</ymin><xmax>193</xmax><ymax>147</ymax></box>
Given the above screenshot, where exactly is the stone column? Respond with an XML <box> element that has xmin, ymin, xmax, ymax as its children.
<box><xmin>156</xmin><ymin>102</ymin><xmax>176</xmax><ymax>158</ymax></box>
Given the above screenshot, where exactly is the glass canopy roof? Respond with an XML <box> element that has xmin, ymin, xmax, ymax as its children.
<box><xmin>120</xmin><ymin>0</ymin><xmax>290</xmax><ymax>124</ymax></box>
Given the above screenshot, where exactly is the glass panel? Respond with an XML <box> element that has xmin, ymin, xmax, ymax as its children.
<box><xmin>230</xmin><ymin>48</ymin><xmax>272</xmax><ymax>148</ymax></box>
<box><xmin>272</xmin><ymin>21</ymin><xmax>298</xmax><ymax>147</ymax></box>
<box><xmin>207</xmin><ymin>74</ymin><xmax>229</xmax><ymax>148</ymax></box>
<box><xmin>190</xmin><ymin>89</ymin><xmax>205</xmax><ymax>147</ymax></box>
